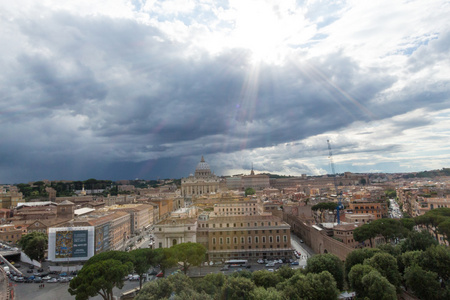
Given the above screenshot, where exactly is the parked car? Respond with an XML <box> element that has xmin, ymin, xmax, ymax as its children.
<box><xmin>60</xmin><ymin>272</ymin><xmax>67</xmax><ymax>277</ymax></box>
<box><xmin>38</xmin><ymin>268</ymin><xmax>44</xmax><ymax>272</ymax></box>
<box><xmin>291</xmin><ymin>261</ymin><xmax>299</xmax><ymax>265</ymax></box>
<box><xmin>220</xmin><ymin>266</ymin><xmax>229</xmax><ymax>271</ymax></box>
<box><xmin>47</xmin><ymin>278</ymin><xmax>58</xmax><ymax>283</ymax></box>
<box><xmin>29</xmin><ymin>265</ymin><xmax>35</xmax><ymax>269</ymax></box>
<box><xmin>60</xmin><ymin>277</ymin><xmax>69</xmax><ymax>283</ymax></box>
<box><xmin>27</xmin><ymin>269</ymin><xmax>33</xmax><ymax>273</ymax></box>
<box><xmin>156</xmin><ymin>271</ymin><xmax>164</xmax><ymax>277</ymax></box>
<box><xmin>34</xmin><ymin>277</ymin><xmax>43</xmax><ymax>283</ymax></box>
<box><xmin>42</xmin><ymin>276</ymin><xmax>51</xmax><ymax>280</ymax></box>
<box><xmin>267</xmin><ymin>269</ymin><xmax>274</xmax><ymax>272</ymax></box>
<box><xmin>257</xmin><ymin>259</ymin><xmax>264</xmax><ymax>264</ymax></box>
<box><xmin>16</xmin><ymin>277</ymin><xmax>24</xmax><ymax>282</ymax></box>
<box><xmin>299</xmin><ymin>239</ymin><xmax>304</xmax><ymax>243</ymax></box>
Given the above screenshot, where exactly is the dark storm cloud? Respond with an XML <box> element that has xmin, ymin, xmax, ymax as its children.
<box><xmin>0</xmin><ymin>3</ymin><xmax>449</xmax><ymax>183</ymax></box>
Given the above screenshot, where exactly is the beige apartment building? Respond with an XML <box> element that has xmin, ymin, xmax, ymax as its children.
<box><xmin>0</xmin><ymin>224</ymin><xmax>23</xmax><ymax>244</ymax></box>
<box><xmin>213</xmin><ymin>199</ymin><xmax>260</xmax><ymax>216</ymax></box>
<box><xmin>116</xmin><ymin>204</ymin><xmax>154</xmax><ymax>234</ymax></box>
<box><xmin>0</xmin><ymin>189</ymin><xmax>23</xmax><ymax>209</ymax></box>
<box><xmin>198</xmin><ymin>214</ymin><xmax>293</xmax><ymax>262</ymax></box>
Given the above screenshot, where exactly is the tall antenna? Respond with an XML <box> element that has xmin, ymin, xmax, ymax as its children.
<box><xmin>327</xmin><ymin>140</ymin><xmax>343</xmax><ymax>224</ymax></box>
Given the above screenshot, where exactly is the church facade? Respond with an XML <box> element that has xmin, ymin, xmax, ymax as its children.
<box><xmin>181</xmin><ymin>156</ymin><xmax>220</xmax><ymax>196</ymax></box>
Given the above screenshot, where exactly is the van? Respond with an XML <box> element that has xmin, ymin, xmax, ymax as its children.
<box><xmin>3</xmin><ymin>266</ymin><xmax>10</xmax><ymax>274</ymax></box>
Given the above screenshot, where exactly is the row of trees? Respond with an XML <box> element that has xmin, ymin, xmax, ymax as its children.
<box><xmin>69</xmin><ymin>242</ymin><xmax>206</xmax><ymax>300</ymax></box>
<box><xmin>136</xmin><ymin>238</ymin><xmax>449</xmax><ymax>300</ymax></box>
<box><xmin>345</xmin><ymin>229</ymin><xmax>450</xmax><ymax>299</ymax></box>
<box><xmin>136</xmin><ymin>262</ymin><xmax>342</xmax><ymax>300</ymax></box>
<box><xmin>353</xmin><ymin>207</ymin><xmax>450</xmax><ymax>246</ymax></box>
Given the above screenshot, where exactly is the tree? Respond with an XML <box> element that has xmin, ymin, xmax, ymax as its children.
<box><xmin>252</xmin><ymin>270</ymin><xmax>281</xmax><ymax>289</ymax></box>
<box><xmin>418</xmin><ymin>245</ymin><xmax>450</xmax><ymax>284</ymax></box>
<box><xmin>250</xmin><ymin>287</ymin><xmax>282</xmax><ymax>300</ymax></box>
<box><xmin>221</xmin><ymin>276</ymin><xmax>255</xmax><ymax>300</ymax></box>
<box><xmin>404</xmin><ymin>264</ymin><xmax>441</xmax><ymax>299</ymax></box>
<box><xmin>345</xmin><ymin>248</ymin><xmax>380</xmax><ymax>281</ymax></box>
<box><xmin>361</xmin><ymin>270</ymin><xmax>397</xmax><ymax>300</ymax></box>
<box><xmin>153</xmin><ymin>247</ymin><xmax>177</xmax><ymax>275</ymax></box>
<box><xmin>135</xmin><ymin>273</ymin><xmax>201</xmax><ymax>300</ymax></box>
<box><xmin>194</xmin><ymin>273</ymin><xmax>226</xmax><ymax>296</ymax></box>
<box><xmin>415</xmin><ymin>208</ymin><xmax>450</xmax><ymax>240</ymax></box>
<box><xmin>171</xmin><ymin>242</ymin><xmax>206</xmax><ymax>275</ymax></box>
<box><xmin>348</xmin><ymin>264</ymin><xmax>376</xmax><ymax>297</ymax></box>
<box><xmin>306</xmin><ymin>253</ymin><xmax>344</xmax><ymax>290</ymax></box>
<box><xmin>311</xmin><ymin>202</ymin><xmax>338</xmax><ymax>222</ymax></box>
<box><xmin>130</xmin><ymin>248</ymin><xmax>155</xmax><ymax>289</ymax></box>
<box><xmin>353</xmin><ymin>223</ymin><xmax>377</xmax><ymax>247</ymax></box>
<box><xmin>400</xmin><ymin>230</ymin><xmax>438</xmax><ymax>252</ymax></box>
<box><xmin>18</xmin><ymin>231</ymin><xmax>48</xmax><ymax>263</ymax></box>
<box><xmin>365</xmin><ymin>252</ymin><xmax>401</xmax><ymax>289</ymax></box>
<box><xmin>69</xmin><ymin>259</ymin><xmax>133</xmax><ymax>300</ymax></box>
<box><xmin>281</xmin><ymin>271</ymin><xmax>339</xmax><ymax>300</ymax></box>
<box><xmin>245</xmin><ymin>188</ymin><xmax>255</xmax><ymax>196</ymax></box>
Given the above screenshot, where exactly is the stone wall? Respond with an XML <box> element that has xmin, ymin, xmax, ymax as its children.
<box><xmin>284</xmin><ymin>213</ymin><xmax>354</xmax><ymax>261</ymax></box>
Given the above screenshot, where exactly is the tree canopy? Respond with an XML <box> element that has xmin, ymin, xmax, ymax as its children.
<box><xmin>306</xmin><ymin>253</ymin><xmax>344</xmax><ymax>290</ymax></box>
<box><xmin>69</xmin><ymin>259</ymin><xmax>133</xmax><ymax>300</ymax></box>
<box><xmin>18</xmin><ymin>231</ymin><xmax>48</xmax><ymax>263</ymax></box>
<box><xmin>171</xmin><ymin>242</ymin><xmax>207</xmax><ymax>275</ymax></box>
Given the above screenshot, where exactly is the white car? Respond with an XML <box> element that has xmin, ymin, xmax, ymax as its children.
<box><xmin>265</xmin><ymin>262</ymin><xmax>275</xmax><ymax>267</ymax></box>
<box><xmin>257</xmin><ymin>259</ymin><xmax>265</xmax><ymax>264</ymax></box>
<box><xmin>42</xmin><ymin>276</ymin><xmax>51</xmax><ymax>280</ymax></box>
<box><xmin>47</xmin><ymin>278</ymin><xmax>58</xmax><ymax>283</ymax></box>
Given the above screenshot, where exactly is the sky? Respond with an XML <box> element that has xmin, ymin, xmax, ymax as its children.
<box><xmin>1</xmin><ymin>0</ymin><xmax>449</xmax><ymax>183</ymax></box>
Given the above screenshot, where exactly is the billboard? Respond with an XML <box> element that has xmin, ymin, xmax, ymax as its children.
<box><xmin>48</xmin><ymin>226</ymin><xmax>94</xmax><ymax>262</ymax></box>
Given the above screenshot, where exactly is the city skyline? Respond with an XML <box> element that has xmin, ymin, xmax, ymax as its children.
<box><xmin>1</xmin><ymin>1</ymin><xmax>449</xmax><ymax>183</ymax></box>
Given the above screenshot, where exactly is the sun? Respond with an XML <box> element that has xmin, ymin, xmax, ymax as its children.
<box><xmin>226</xmin><ymin>1</ymin><xmax>309</xmax><ymax>64</ymax></box>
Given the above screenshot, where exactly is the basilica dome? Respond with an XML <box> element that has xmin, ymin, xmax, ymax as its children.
<box><xmin>196</xmin><ymin>156</ymin><xmax>210</xmax><ymax>171</ymax></box>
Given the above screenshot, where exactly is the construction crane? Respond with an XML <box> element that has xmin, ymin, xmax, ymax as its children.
<box><xmin>327</xmin><ymin>140</ymin><xmax>343</xmax><ymax>224</ymax></box>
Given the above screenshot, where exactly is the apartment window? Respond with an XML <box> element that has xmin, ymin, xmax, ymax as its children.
<box><xmin>159</xmin><ymin>242</ymin><xmax>162</xmax><ymax>248</ymax></box>
<box><xmin>227</xmin><ymin>237</ymin><xmax>230</xmax><ymax>244</ymax></box>
<box><xmin>268</xmin><ymin>222</ymin><xmax>271</xmax><ymax>226</ymax></box>
<box><xmin>188</xmin><ymin>227</ymin><xmax>191</xmax><ymax>230</ymax></box>
<box><xmin>213</xmin><ymin>224</ymin><xmax>216</xmax><ymax>228</ymax></box>
<box><xmin>234</xmin><ymin>237</ymin><xmax>237</xmax><ymax>244</ymax></box>
<box><xmin>213</xmin><ymin>238</ymin><xmax>216</xmax><ymax>245</ymax></box>
<box><xmin>227</xmin><ymin>223</ymin><xmax>229</xmax><ymax>227</ymax></box>
<box><xmin>255</xmin><ymin>237</ymin><xmax>259</xmax><ymax>243</ymax></box>
<box><xmin>248</xmin><ymin>237</ymin><xmax>252</xmax><ymax>244</ymax></box>
<box><xmin>269</xmin><ymin>236</ymin><xmax>273</xmax><ymax>243</ymax></box>
<box><xmin>276</xmin><ymin>236</ymin><xmax>280</xmax><ymax>243</ymax></box>
<box><xmin>220</xmin><ymin>224</ymin><xmax>222</xmax><ymax>227</ymax></box>
<box><xmin>220</xmin><ymin>238</ymin><xmax>223</xmax><ymax>244</ymax></box>
<box><xmin>241</xmin><ymin>237</ymin><xmax>245</xmax><ymax>244</ymax></box>
<box><xmin>254</xmin><ymin>223</ymin><xmax>257</xmax><ymax>226</ymax></box>
<box><xmin>262</xmin><ymin>236</ymin><xmax>266</xmax><ymax>243</ymax></box>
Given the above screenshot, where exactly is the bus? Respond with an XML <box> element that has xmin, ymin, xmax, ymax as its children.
<box><xmin>224</xmin><ymin>260</ymin><xmax>248</xmax><ymax>267</ymax></box>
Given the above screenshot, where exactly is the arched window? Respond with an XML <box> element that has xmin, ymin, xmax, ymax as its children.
<box><xmin>173</xmin><ymin>239</ymin><xmax>177</xmax><ymax>246</ymax></box>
